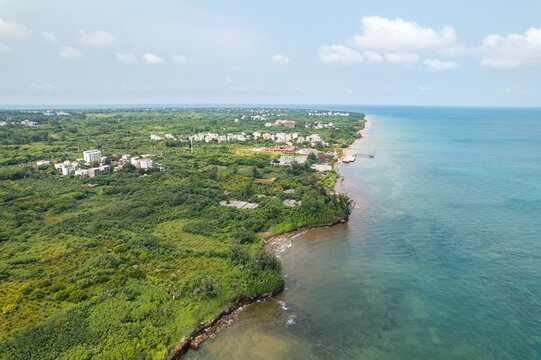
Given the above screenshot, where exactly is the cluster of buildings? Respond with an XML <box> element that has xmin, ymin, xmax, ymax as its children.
<box><xmin>37</xmin><ymin>150</ymin><xmax>157</xmax><ymax>178</ymax></box>
<box><xmin>189</xmin><ymin>133</ymin><xmax>247</xmax><ymax>143</ymax></box>
<box><xmin>264</xmin><ymin>120</ymin><xmax>295</xmax><ymax>128</ymax></box>
<box><xmin>0</xmin><ymin>119</ymin><xmax>41</xmax><ymax>127</ymax></box>
<box><xmin>150</xmin><ymin>131</ymin><xmax>328</xmax><ymax>146</ymax></box>
<box><xmin>305</xmin><ymin>122</ymin><xmax>334</xmax><ymax>129</ymax></box>
<box><xmin>274</xmin><ymin>148</ymin><xmax>336</xmax><ymax>171</ymax></box>
<box><xmin>150</xmin><ymin>133</ymin><xmax>176</xmax><ymax>141</ymax></box>
<box><xmin>47</xmin><ymin>150</ymin><xmax>108</xmax><ymax>177</ymax></box>
<box><xmin>114</xmin><ymin>154</ymin><xmax>154</xmax><ymax>170</ymax></box>
<box><xmin>308</xmin><ymin>111</ymin><xmax>350</xmax><ymax>117</ymax></box>
<box><xmin>42</xmin><ymin>110</ymin><xmax>70</xmax><ymax>116</ymax></box>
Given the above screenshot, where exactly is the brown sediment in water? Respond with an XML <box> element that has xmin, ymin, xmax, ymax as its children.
<box><xmin>165</xmin><ymin>286</ymin><xmax>284</xmax><ymax>359</ymax></box>
<box><xmin>262</xmin><ymin>217</ymin><xmax>348</xmax><ymax>253</ymax></box>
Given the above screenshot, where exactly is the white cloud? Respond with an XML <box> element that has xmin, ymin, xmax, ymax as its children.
<box><xmin>346</xmin><ymin>89</ymin><xmax>354</xmax><ymax>94</ymax></box>
<box><xmin>29</xmin><ymin>83</ymin><xmax>54</xmax><ymax>92</ymax></box>
<box><xmin>0</xmin><ymin>18</ymin><xmax>31</xmax><ymax>38</ymax></box>
<box><xmin>41</xmin><ymin>31</ymin><xmax>57</xmax><ymax>42</ymax></box>
<box><xmin>349</xmin><ymin>16</ymin><xmax>456</xmax><ymax>53</ymax></box>
<box><xmin>320</xmin><ymin>17</ymin><xmax>460</xmax><ymax>66</ymax></box>
<box><xmin>0</xmin><ymin>43</ymin><xmax>11</xmax><ymax>53</ymax></box>
<box><xmin>364</xmin><ymin>51</ymin><xmax>384</xmax><ymax>63</ymax></box>
<box><xmin>59</xmin><ymin>46</ymin><xmax>82</xmax><ymax>60</ymax></box>
<box><xmin>295</xmin><ymin>86</ymin><xmax>305</xmax><ymax>93</ymax></box>
<box><xmin>271</xmin><ymin>53</ymin><xmax>291</xmax><ymax>64</ymax></box>
<box><xmin>115</xmin><ymin>52</ymin><xmax>136</xmax><ymax>63</ymax></box>
<box><xmin>172</xmin><ymin>54</ymin><xmax>189</xmax><ymax>63</ymax></box>
<box><xmin>417</xmin><ymin>86</ymin><xmax>432</xmax><ymax>91</ymax></box>
<box><xmin>386</xmin><ymin>53</ymin><xmax>420</xmax><ymax>63</ymax></box>
<box><xmin>318</xmin><ymin>45</ymin><xmax>364</xmax><ymax>65</ymax></box>
<box><xmin>423</xmin><ymin>59</ymin><xmax>459</xmax><ymax>71</ymax></box>
<box><xmin>77</xmin><ymin>30</ymin><xmax>118</xmax><ymax>47</ymax></box>
<box><xmin>143</xmin><ymin>53</ymin><xmax>165</xmax><ymax>64</ymax></box>
<box><xmin>479</xmin><ymin>27</ymin><xmax>541</xmax><ymax>69</ymax></box>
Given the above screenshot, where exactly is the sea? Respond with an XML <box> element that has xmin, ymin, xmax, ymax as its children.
<box><xmin>186</xmin><ymin>106</ymin><xmax>541</xmax><ymax>360</ymax></box>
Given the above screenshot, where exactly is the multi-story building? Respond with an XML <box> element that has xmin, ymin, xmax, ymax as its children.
<box><xmin>89</xmin><ymin>166</ymin><xmax>110</xmax><ymax>178</ymax></box>
<box><xmin>139</xmin><ymin>159</ymin><xmax>153</xmax><ymax>169</ymax></box>
<box><xmin>83</xmin><ymin>150</ymin><xmax>102</xmax><ymax>163</ymax></box>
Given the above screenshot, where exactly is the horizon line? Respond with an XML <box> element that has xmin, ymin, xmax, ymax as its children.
<box><xmin>1</xmin><ymin>103</ymin><xmax>541</xmax><ymax>110</ymax></box>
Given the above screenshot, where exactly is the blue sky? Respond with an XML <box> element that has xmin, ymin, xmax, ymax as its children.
<box><xmin>1</xmin><ymin>0</ymin><xmax>541</xmax><ymax>106</ymax></box>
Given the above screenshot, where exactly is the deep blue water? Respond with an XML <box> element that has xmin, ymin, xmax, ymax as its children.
<box><xmin>188</xmin><ymin>106</ymin><xmax>541</xmax><ymax>360</ymax></box>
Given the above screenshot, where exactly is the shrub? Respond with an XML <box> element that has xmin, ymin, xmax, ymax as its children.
<box><xmin>232</xmin><ymin>230</ymin><xmax>258</xmax><ymax>244</ymax></box>
<box><xmin>252</xmin><ymin>250</ymin><xmax>282</xmax><ymax>272</ymax></box>
<box><xmin>30</xmin><ymin>289</ymin><xmax>45</xmax><ymax>300</ymax></box>
<box><xmin>18</xmin><ymin>284</ymin><xmax>33</xmax><ymax>295</ymax></box>
<box><xmin>113</xmin><ymin>243</ymin><xmax>127</xmax><ymax>253</ymax></box>
<box><xmin>2</xmin><ymin>304</ymin><xmax>17</xmax><ymax>315</ymax></box>
<box><xmin>68</xmin><ymin>290</ymin><xmax>88</xmax><ymax>303</ymax></box>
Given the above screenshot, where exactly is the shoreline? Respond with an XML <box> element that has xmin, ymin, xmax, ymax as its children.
<box><xmin>169</xmin><ymin>116</ymin><xmax>369</xmax><ymax>359</ymax></box>
<box><xmin>166</xmin><ymin>218</ymin><xmax>348</xmax><ymax>359</ymax></box>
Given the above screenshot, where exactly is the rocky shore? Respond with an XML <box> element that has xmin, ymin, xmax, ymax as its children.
<box><xmin>165</xmin><ymin>285</ymin><xmax>284</xmax><ymax>359</ymax></box>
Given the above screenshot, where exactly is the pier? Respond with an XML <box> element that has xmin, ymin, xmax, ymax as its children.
<box><xmin>342</xmin><ymin>150</ymin><xmax>375</xmax><ymax>163</ymax></box>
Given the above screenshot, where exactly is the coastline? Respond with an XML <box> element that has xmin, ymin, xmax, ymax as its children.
<box><xmin>168</xmin><ymin>116</ymin><xmax>369</xmax><ymax>359</ymax></box>
<box><xmin>166</xmin><ymin>218</ymin><xmax>348</xmax><ymax>359</ymax></box>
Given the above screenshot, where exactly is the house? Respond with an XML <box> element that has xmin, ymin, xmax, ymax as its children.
<box><xmin>83</xmin><ymin>150</ymin><xmax>102</xmax><ymax>163</ymax></box>
<box><xmin>278</xmin><ymin>155</ymin><xmax>307</xmax><ymax>166</ymax></box>
<box><xmin>36</xmin><ymin>160</ymin><xmax>50</xmax><ymax>166</ymax></box>
<box><xmin>311</xmin><ymin>164</ymin><xmax>333</xmax><ymax>172</ymax></box>
<box><xmin>21</xmin><ymin>119</ymin><xmax>37</xmax><ymax>126</ymax></box>
<box><xmin>61</xmin><ymin>162</ymin><xmax>77</xmax><ymax>176</ymax></box>
<box><xmin>89</xmin><ymin>166</ymin><xmax>110</xmax><ymax>178</ymax></box>
<box><xmin>75</xmin><ymin>168</ymin><xmax>90</xmax><ymax>176</ymax></box>
<box><xmin>283</xmin><ymin>121</ymin><xmax>295</xmax><ymax>128</ymax></box>
<box><xmin>139</xmin><ymin>159</ymin><xmax>153</xmax><ymax>169</ymax></box>
<box><xmin>282</xmin><ymin>199</ymin><xmax>302</xmax><ymax>207</ymax></box>
<box><xmin>150</xmin><ymin>134</ymin><xmax>164</xmax><ymax>141</ymax></box>
<box><xmin>219</xmin><ymin>200</ymin><xmax>259</xmax><ymax>209</ymax></box>
<box><xmin>298</xmin><ymin>148</ymin><xmax>320</xmax><ymax>156</ymax></box>
<box><xmin>316</xmin><ymin>153</ymin><xmax>335</xmax><ymax>163</ymax></box>
<box><xmin>55</xmin><ymin>160</ymin><xmax>78</xmax><ymax>175</ymax></box>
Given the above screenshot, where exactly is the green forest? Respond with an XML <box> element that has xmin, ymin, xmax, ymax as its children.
<box><xmin>0</xmin><ymin>108</ymin><xmax>365</xmax><ymax>359</ymax></box>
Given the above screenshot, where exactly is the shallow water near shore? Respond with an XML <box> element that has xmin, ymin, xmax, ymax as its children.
<box><xmin>186</xmin><ymin>106</ymin><xmax>541</xmax><ymax>360</ymax></box>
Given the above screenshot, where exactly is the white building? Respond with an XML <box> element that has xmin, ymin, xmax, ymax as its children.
<box><xmin>83</xmin><ymin>150</ymin><xmax>102</xmax><ymax>163</ymax></box>
<box><xmin>36</xmin><ymin>160</ymin><xmax>50</xmax><ymax>166</ymax></box>
<box><xmin>75</xmin><ymin>168</ymin><xmax>90</xmax><ymax>176</ymax></box>
<box><xmin>140</xmin><ymin>159</ymin><xmax>153</xmax><ymax>169</ymax></box>
<box><xmin>60</xmin><ymin>161</ymin><xmax>78</xmax><ymax>175</ymax></box>
<box><xmin>311</xmin><ymin>164</ymin><xmax>333</xmax><ymax>172</ymax></box>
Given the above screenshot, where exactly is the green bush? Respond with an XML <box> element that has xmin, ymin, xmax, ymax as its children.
<box><xmin>30</xmin><ymin>289</ymin><xmax>46</xmax><ymax>300</ymax></box>
<box><xmin>68</xmin><ymin>290</ymin><xmax>88</xmax><ymax>303</ymax></box>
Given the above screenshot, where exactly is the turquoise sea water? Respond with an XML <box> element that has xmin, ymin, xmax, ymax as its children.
<box><xmin>187</xmin><ymin>106</ymin><xmax>541</xmax><ymax>360</ymax></box>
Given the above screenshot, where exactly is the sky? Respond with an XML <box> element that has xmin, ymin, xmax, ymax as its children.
<box><xmin>1</xmin><ymin>0</ymin><xmax>541</xmax><ymax>106</ymax></box>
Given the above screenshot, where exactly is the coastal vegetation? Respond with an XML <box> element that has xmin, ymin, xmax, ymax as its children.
<box><xmin>0</xmin><ymin>108</ymin><xmax>364</xmax><ymax>359</ymax></box>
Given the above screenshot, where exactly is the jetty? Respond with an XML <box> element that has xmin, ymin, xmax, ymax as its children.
<box><xmin>342</xmin><ymin>150</ymin><xmax>375</xmax><ymax>163</ymax></box>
